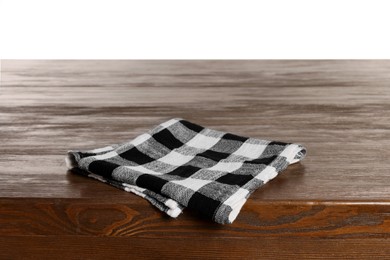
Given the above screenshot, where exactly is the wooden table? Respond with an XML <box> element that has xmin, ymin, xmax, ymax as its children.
<box><xmin>1</xmin><ymin>60</ymin><xmax>389</xmax><ymax>259</ymax></box>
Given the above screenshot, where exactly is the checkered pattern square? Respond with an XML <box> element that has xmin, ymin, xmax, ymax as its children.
<box><xmin>66</xmin><ymin>118</ymin><xmax>306</xmax><ymax>224</ymax></box>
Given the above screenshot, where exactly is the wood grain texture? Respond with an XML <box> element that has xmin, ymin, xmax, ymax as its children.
<box><xmin>1</xmin><ymin>60</ymin><xmax>390</xmax><ymax>259</ymax></box>
<box><xmin>1</xmin><ymin>197</ymin><xmax>389</xmax><ymax>238</ymax></box>
<box><xmin>2</xmin><ymin>237</ymin><xmax>390</xmax><ymax>260</ymax></box>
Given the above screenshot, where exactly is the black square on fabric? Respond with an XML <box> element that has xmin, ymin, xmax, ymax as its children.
<box><xmin>187</xmin><ymin>192</ymin><xmax>221</xmax><ymax>219</ymax></box>
<box><xmin>180</xmin><ymin>120</ymin><xmax>204</xmax><ymax>133</ymax></box>
<box><xmin>246</xmin><ymin>155</ymin><xmax>278</xmax><ymax>165</ymax></box>
<box><xmin>136</xmin><ymin>174</ymin><xmax>169</xmax><ymax>193</ymax></box>
<box><xmin>216</xmin><ymin>173</ymin><xmax>253</xmax><ymax>186</ymax></box>
<box><xmin>197</xmin><ymin>150</ymin><xmax>230</xmax><ymax>162</ymax></box>
<box><xmin>88</xmin><ymin>160</ymin><xmax>120</xmax><ymax>178</ymax></box>
<box><xmin>222</xmin><ymin>133</ymin><xmax>248</xmax><ymax>143</ymax></box>
<box><xmin>167</xmin><ymin>165</ymin><xmax>200</xmax><ymax>178</ymax></box>
<box><xmin>119</xmin><ymin>147</ymin><xmax>155</xmax><ymax>165</ymax></box>
<box><xmin>152</xmin><ymin>128</ymin><xmax>184</xmax><ymax>150</ymax></box>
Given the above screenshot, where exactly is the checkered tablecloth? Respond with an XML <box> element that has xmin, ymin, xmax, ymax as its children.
<box><xmin>66</xmin><ymin>118</ymin><xmax>306</xmax><ymax>224</ymax></box>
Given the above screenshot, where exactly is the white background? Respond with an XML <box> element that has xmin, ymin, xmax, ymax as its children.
<box><xmin>1</xmin><ymin>0</ymin><xmax>390</xmax><ymax>59</ymax></box>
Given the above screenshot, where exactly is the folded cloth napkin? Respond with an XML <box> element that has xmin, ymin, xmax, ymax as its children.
<box><xmin>66</xmin><ymin>118</ymin><xmax>306</xmax><ymax>224</ymax></box>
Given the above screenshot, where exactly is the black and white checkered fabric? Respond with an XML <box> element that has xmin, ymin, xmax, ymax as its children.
<box><xmin>66</xmin><ymin>118</ymin><xmax>306</xmax><ymax>224</ymax></box>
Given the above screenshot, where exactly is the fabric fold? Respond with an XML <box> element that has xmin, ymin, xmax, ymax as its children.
<box><xmin>66</xmin><ymin>118</ymin><xmax>306</xmax><ymax>224</ymax></box>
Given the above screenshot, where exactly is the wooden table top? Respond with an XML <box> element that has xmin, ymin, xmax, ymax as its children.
<box><xmin>1</xmin><ymin>60</ymin><xmax>390</xmax><ymax>259</ymax></box>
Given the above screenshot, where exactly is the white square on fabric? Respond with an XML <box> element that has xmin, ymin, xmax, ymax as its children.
<box><xmin>172</xmin><ymin>178</ymin><xmax>212</xmax><ymax>192</ymax></box>
<box><xmin>160</xmin><ymin>118</ymin><xmax>180</xmax><ymax>128</ymax></box>
<box><xmin>255</xmin><ymin>166</ymin><xmax>278</xmax><ymax>183</ymax></box>
<box><xmin>131</xmin><ymin>133</ymin><xmax>152</xmax><ymax>146</ymax></box>
<box><xmin>93</xmin><ymin>151</ymin><xmax>118</xmax><ymax>160</ymax></box>
<box><xmin>224</xmin><ymin>188</ymin><xmax>250</xmax><ymax>223</ymax></box>
<box><xmin>208</xmin><ymin>162</ymin><xmax>243</xmax><ymax>172</ymax></box>
<box><xmin>185</xmin><ymin>133</ymin><xmax>220</xmax><ymax>149</ymax></box>
<box><xmin>233</xmin><ymin>142</ymin><xmax>267</xmax><ymax>159</ymax></box>
<box><xmin>158</xmin><ymin>150</ymin><xmax>194</xmax><ymax>166</ymax></box>
<box><xmin>223</xmin><ymin>188</ymin><xmax>249</xmax><ymax>207</ymax></box>
<box><xmin>90</xmin><ymin>145</ymin><xmax>114</xmax><ymax>153</ymax></box>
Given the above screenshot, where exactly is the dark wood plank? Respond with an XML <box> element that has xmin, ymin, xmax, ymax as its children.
<box><xmin>2</xmin><ymin>236</ymin><xmax>390</xmax><ymax>260</ymax></box>
<box><xmin>1</xmin><ymin>197</ymin><xmax>389</xmax><ymax>238</ymax></box>
<box><xmin>1</xmin><ymin>60</ymin><xmax>390</xmax><ymax>258</ymax></box>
